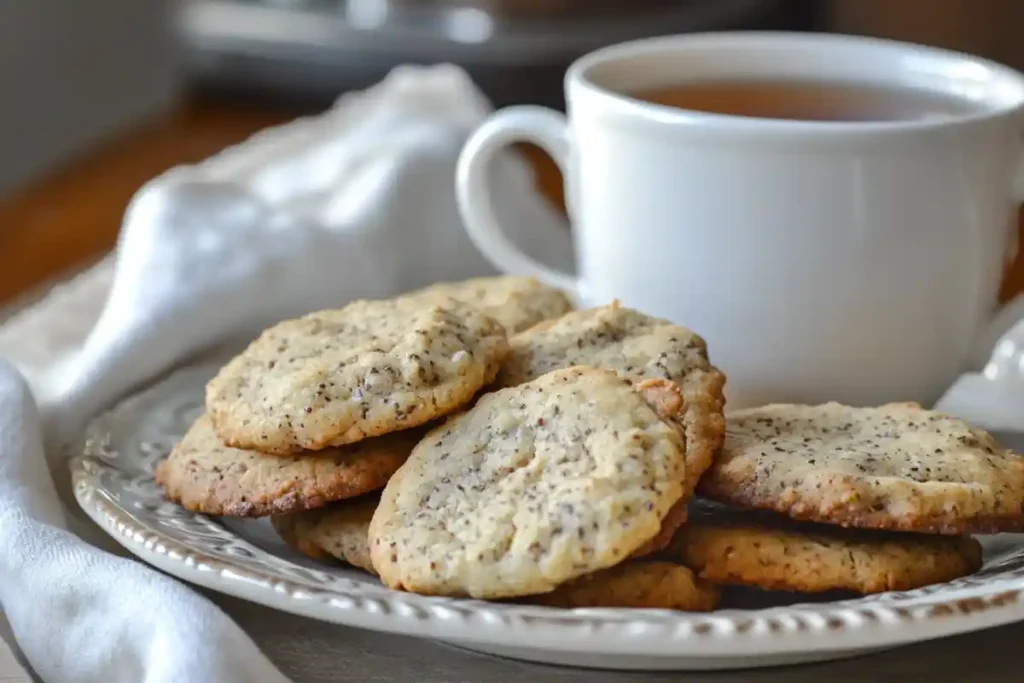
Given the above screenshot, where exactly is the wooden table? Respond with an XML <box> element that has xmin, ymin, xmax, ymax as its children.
<box><xmin>0</xmin><ymin>94</ymin><xmax>1020</xmax><ymax>306</ymax></box>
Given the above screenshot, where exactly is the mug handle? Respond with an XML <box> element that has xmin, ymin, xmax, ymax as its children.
<box><xmin>974</xmin><ymin>166</ymin><xmax>1024</xmax><ymax>376</ymax></box>
<box><xmin>456</xmin><ymin>106</ymin><xmax>580</xmax><ymax>296</ymax></box>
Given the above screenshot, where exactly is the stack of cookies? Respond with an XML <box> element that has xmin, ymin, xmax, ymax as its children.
<box><xmin>156</xmin><ymin>275</ymin><xmax>1024</xmax><ymax>611</ymax></box>
<box><xmin>671</xmin><ymin>402</ymin><xmax>1024</xmax><ymax>595</ymax></box>
<box><xmin>154</xmin><ymin>276</ymin><xmax>568</xmax><ymax>518</ymax></box>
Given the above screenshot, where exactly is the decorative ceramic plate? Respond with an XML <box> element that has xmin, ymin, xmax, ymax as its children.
<box><xmin>71</xmin><ymin>360</ymin><xmax>1024</xmax><ymax>671</ymax></box>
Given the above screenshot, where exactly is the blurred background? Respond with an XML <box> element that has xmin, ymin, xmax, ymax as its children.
<box><xmin>1</xmin><ymin>0</ymin><xmax>1022</xmax><ymax>313</ymax></box>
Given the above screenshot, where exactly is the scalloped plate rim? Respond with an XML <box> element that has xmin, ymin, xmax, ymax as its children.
<box><xmin>69</xmin><ymin>359</ymin><xmax>1024</xmax><ymax>669</ymax></box>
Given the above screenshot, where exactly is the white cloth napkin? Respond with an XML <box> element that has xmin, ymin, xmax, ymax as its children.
<box><xmin>935</xmin><ymin>323</ymin><xmax>1024</xmax><ymax>432</ymax></box>
<box><xmin>0</xmin><ymin>64</ymin><xmax>571</xmax><ymax>683</ymax></box>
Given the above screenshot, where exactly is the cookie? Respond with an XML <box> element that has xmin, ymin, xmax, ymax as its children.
<box><xmin>272</xmin><ymin>494</ymin><xmax>378</xmax><ymax>572</ymax></box>
<box><xmin>154</xmin><ymin>415</ymin><xmax>415</xmax><ymax>517</ymax></box>
<box><xmin>497</xmin><ymin>302</ymin><xmax>726</xmax><ymax>498</ymax></box>
<box><xmin>631</xmin><ymin>496</ymin><xmax>689</xmax><ymax>557</ymax></box>
<box><xmin>206</xmin><ymin>297</ymin><xmax>509</xmax><ymax>454</ymax></box>
<box><xmin>403</xmin><ymin>276</ymin><xmax>573</xmax><ymax>334</ymax></box>
<box><xmin>274</xmin><ymin>503</ymin><xmax>718</xmax><ymax>611</ymax></box>
<box><xmin>699</xmin><ymin>402</ymin><xmax>1024</xmax><ymax>534</ymax></box>
<box><xmin>368</xmin><ymin>367</ymin><xmax>688</xmax><ymax>599</ymax></box>
<box><xmin>532</xmin><ymin>561</ymin><xmax>720</xmax><ymax>610</ymax></box>
<box><xmin>670</xmin><ymin>506</ymin><xmax>983</xmax><ymax>594</ymax></box>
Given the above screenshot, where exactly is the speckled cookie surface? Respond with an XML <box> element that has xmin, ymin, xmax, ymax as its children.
<box><xmin>496</xmin><ymin>303</ymin><xmax>726</xmax><ymax>495</ymax></box>
<box><xmin>368</xmin><ymin>367</ymin><xmax>688</xmax><ymax>599</ymax></box>
<box><xmin>272</xmin><ymin>494</ymin><xmax>378</xmax><ymax>573</ymax></box>
<box><xmin>630</xmin><ymin>496</ymin><xmax>689</xmax><ymax>557</ymax></box>
<box><xmin>699</xmin><ymin>402</ymin><xmax>1024</xmax><ymax>534</ymax></box>
<box><xmin>154</xmin><ymin>415</ymin><xmax>414</xmax><ymax>517</ymax></box>
<box><xmin>403</xmin><ymin>276</ymin><xmax>573</xmax><ymax>334</ymax></box>
<box><xmin>206</xmin><ymin>298</ymin><xmax>509</xmax><ymax>453</ymax></box>
<box><xmin>532</xmin><ymin>561</ymin><xmax>720</xmax><ymax>610</ymax></box>
<box><xmin>670</xmin><ymin>506</ymin><xmax>983</xmax><ymax>594</ymax></box>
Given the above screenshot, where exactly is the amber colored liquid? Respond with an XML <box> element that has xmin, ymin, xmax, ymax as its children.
<box><xmin>632</xmin><ymin>80</ymin><xmax>981</xmax><ymax>122</ymax></box>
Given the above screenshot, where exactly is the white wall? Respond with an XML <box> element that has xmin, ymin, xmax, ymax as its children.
<box><xmin>0</xmin><ymin>0</ymin><xmax>181</xmax><ymax>198</ymax></box>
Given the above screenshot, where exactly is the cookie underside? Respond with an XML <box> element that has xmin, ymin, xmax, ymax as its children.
<box><xmin>532</xmin><ymin>561</ymin><xmax>721</xmax><ymax>611</ymax></box>
<box><xmin>154</xmin><ymin>415</ymin><xmax>415</xmax><ymax>517</ymax></box>
<box><xmin>672</xmin><ymin>505</ymin><xmax>983</xmax><ymax>594</ymax></box>
<box><xmin>272</xmin><ymin>494</ymin><xmax>379</xmax><ymax>573</ymax></box>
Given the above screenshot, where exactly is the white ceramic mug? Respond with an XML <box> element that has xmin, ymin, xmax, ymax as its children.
<box><xmin>456</xmin><ymin>32</ymin><xmax>1024</xmax><ymax>409</ymax></box>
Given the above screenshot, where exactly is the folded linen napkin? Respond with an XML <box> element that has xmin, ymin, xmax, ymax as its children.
<box><xmin>0</xmin><ymin>64</ymin><xmax>571</xmax><ymax>683</ymax></box>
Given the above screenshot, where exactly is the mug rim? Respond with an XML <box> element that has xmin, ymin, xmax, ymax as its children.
<box><xmin>566</xmin><ymin>31</ymin><xmax>1024</xmax><ymax>134</ymax></box>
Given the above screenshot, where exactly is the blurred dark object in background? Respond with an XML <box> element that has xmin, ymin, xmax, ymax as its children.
<box><xmin>178</xmin><ymin>0</ymin><xmax>819</xmax><ymax>109</ymax></box>
<box><xmin>825</xmin><ymin>0</ymin><xmax>1024</xmax><ymax>71</ymax></box>
<box><xmin>394</xmin><ymin>0</ymin><xmax>672</xmax><ymax>18</ymax></box>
